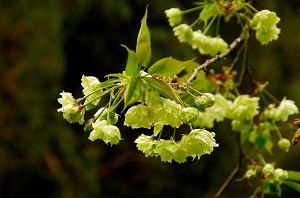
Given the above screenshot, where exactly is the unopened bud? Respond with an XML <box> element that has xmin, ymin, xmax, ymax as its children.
<box><xmin>245</xmin><ymin>169</ymin><xmax>256</xmax><ymax>179</ymax></box>
<box><xmin>262</xmin><ymin>163</ymin><xmax>274</xmax><ymax>176</ymax></box>
<box><xmin>273</xmin><ymin>168</ymin><xmax>288</xmax><ymax>183</ymax></box>
<box><xmin>278</xmin><ymin>138</ymin><xmax>291</xmax><ymax>152</ymax></box>
<box><xmin>179</xmin><ymin>107</ymin><xmax>199</xmax><ymax>124</ymax></box>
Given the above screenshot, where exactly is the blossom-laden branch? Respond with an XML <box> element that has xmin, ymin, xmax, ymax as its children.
<box><xmin>185</xmin><ymin>35</ymin><xmax>244</xmax><ymax>84</ymax></box>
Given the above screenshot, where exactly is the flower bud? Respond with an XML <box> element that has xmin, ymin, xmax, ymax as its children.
<box><xmin>273</xmin><ymin>168</ymin><xmax>288</xmax><ymax>183</ymax></box>
<box><xmin>194</xmin><ymin>96</ymin><xmax>208</xmax><ymax>111</ymax></box>
<box><xmin>278</xmin><ymin>138</ymin><xmax>291</xmax><ymax>152</ymax></box>
<box><xmin>245</xmin><ymin>169</ymin><xmax>257</xmax><ymax>178</ymax></box>
<box><xmin>84</xmin><ymin>117</ymin><xmax>95</xmax><ymax>132</ymax></box>
<box><xmin>205</xmin><ymin>93</ymin><xmax>216</xmax><ymax>107</ymax></box>
<box><xmin>194</xmin><ymin>93</ymin><xmax>216</xmax><ymax>111</ymax></box>
<box><xmin>262</xmin><ymin>163</ymin><xmax>274</xmax><ymax>176</ymax></box>
<box><xmin>179</xmin><ymin>107</ymin><xmax>199</xmax><ymax>124</ymax></box>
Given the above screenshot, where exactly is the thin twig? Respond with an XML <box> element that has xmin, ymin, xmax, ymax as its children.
<box><xmin>214</xmin><ymin>133</ymin><xmax>244</xmax><ymax>198</ymax></box>
<box><xmin>214</xmin><ymin>164</ymin><xmax>240</xmax><ymax>198</ymax></box>
<box><xmin>185</xmin><ymin>35</ymin><xmax>244</xmax><ymax>84</ymax></box>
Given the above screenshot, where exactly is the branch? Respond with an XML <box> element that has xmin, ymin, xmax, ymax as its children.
<box><xmin>185</xmin><ymin>35</ymin><xmax>244</xmax><ymax>84</ymax></box>
<box><xmin>214</xmin><ymin>132</ymin><xmax>244</xmax><ymax>198</ymax></box>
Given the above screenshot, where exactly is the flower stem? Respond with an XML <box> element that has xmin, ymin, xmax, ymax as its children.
<box><xmin>203</xmin><ymin>15</ymin><xmax>217</xmax><ymax>35</ymax></box>
<box><xmin>181</xmin><ymin>6</ymin><xmax>203</xmax><ymax>15</ymax></box>
<box><xmin>262</xmin><ymin>89</ymin><xmax>281</xmax><ymax>105</ymax></box>
<box><xmin>246</xmin><ymin>3</ymin><xmax>259</xmax><ymax>13</ymax></box>
<box><xmin>83</xmin><ymin>85</ymin><xmax>123</xmax><ymax>108</ymax></box>
<box><xmin>272</xmin><ymin>120</ymin><xmax>283</xmax><ymax>139</ymax></box>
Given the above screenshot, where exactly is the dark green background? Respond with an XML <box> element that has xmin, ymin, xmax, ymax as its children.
<box><xmin>1</xmin><ymin>0</ymin><xmax>300</xmax><ymax>197</ymax></box>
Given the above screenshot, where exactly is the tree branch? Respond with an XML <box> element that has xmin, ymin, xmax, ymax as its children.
<box><xmin>185</xmin><ymin>35</ymin><xmax>244</xmax><ymax>84</ymax></box>
<box><xmin>214</xmin><ymin>133</ymin><xmax>244</xmax><ymax>198</ymax></box>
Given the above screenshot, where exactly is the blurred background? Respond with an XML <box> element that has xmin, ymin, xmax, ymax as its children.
<box><xmin>1</xmin><ymin>0</ymin><xmax>300</xmax><ymax>197</ymax></box>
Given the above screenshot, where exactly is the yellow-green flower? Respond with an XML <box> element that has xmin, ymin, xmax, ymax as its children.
<box><xmin>165</xmin><ymin>8</ymin><xmax>182</xmax><ymax>27</ymax></box>
<box><xmin>250</xmin><ymin>10</ymin><xmax>281</xmax><ymax>45</ymax></box>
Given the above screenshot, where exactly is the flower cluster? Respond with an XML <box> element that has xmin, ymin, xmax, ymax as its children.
<box><xmin>165</xmin><ymin>7</ymin><xmax>228</xmax><ymax>56</ymax></box>
<box><xmin>193</xmin><ymin>94</ymin><xmax>259</xmax><ymax>129</ymax></box>
<box><xmin>250</xmin><ymin>10</ymin><xmax>281</xmax><ymax>45</ymax></box>
<box><xmin>172</xmin><ymin>25</ymin><xmax>228</xmax><ymax>56</ymax></box>
<box><xmin>242</xmin><ymin>163</ymin><xmax>289</xmax><ymax>196</ymax></box>
<box><xmin>57</xmin><ymin>75</ymin><xmax>122</xmax><ymax>145</ymax></box>
<box><xmin>124</xmin><ymin>96</ymin><xmax>182</xmax><ymax>129</ymax></box>
<box><xmin>135</xmin><ymin>129</ymin><xmax>218</xmax><ymax>163</ymax></box>
<box><xmin>189</xmin><ymin>31</ymin><xmax>228</xmax><ymax>56</ymax></box>
<box><xmin>166</xmin><ymin>4</ymin><xmax>282</xmax><ymax>56</ymax></box>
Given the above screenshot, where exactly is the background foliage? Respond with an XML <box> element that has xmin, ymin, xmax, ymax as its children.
<box><xmin>1</xmin><ymin>0</ymin><xmax>300</xmax><ymax>197</ymax></box>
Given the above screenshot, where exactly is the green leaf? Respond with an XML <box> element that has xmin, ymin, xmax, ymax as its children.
<box><xmin>240</xmin><ymin>129</ymin><xmax>251</xmax><ymax>145</ymax></box>
<box><xmin>284</xmin><ymin>181</ymin><xmax>300</xmax><ymax>192</ymax></box>
<box><xmin>136</xmin><ymin>6</ymin><xmax>151</xmax><ymax>68</ymax></box>
<box><xmin>105</xmin><ymin>73</ymin><xmax>130</xmax><ymax>84</ymax></box>
<box><xmin>249</xmin><ymin>129</ymin><xmax>273</xmax><ymax>154</ymax></box>
<box><xmin>148</xmin><ymin>57</ymin><xmax>189</xmax><ymax>77</ymax></box>
<box><xmin>145</xmin><ymin>76</ymin><xmax>178</xmax><ymax>102</ymax></box>
<box><xmin>122</xmin><ymin>45</ymin><xmax>139</xmax><ymax>77</ymax></box>
<box><xmin>288</xmin><ymin>171</ymin><xmax>300</xmax><ymax>182</ymax></box>
<box><xmin>262</xmin><ymin>180</ymin><xmax>281</xmax><ymax>196</ymax></box>
<box><xmin>199</xmin><ymin>2</ymin><xmax>217</xmax><ymax>26</ymax></box>
<box><xmin>124</xmin><ymin>77</ymin><xmax>142</xmax><ymax>108</ymax></box>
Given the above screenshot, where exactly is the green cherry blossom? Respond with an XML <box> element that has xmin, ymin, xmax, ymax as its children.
<box><xmin>173</xmin><ymin>24</ymin><xmax>193</xmax><ymax>43</ymax></box>
<box><xmin>154</xmin><ymin>139</ymin><xmax>187</xmax><ymax>163</ymax></box>
<box><xmin>165</xmin><ymin>8</ymin><xmax>182</xmax><ymax>27</ymax></box>
<box><xmin>250</xmin><ymin>10</ymin><xmax>281</xmax><ymax>45</ymax></box>
<box><xmin>57</xmin><ymin>92</ymin><xmax>85</xmax><ymax>124</ymax></box>
<box><xmin>124</xmin><ymin>104</ymin><xmax>152</xmax><ymax>129</ymax></box>
<box><xmin>135</xmin><ymin>134</ymin><xmax>157</xmax><ymax>157</ymax></box>
<box><xmin>189</xmin><ymin>31</ymin><xmax>228</xmax><ymax>56</ymax></box>
<box><xmin>81</xmin><ymin>75</ymin><xmax>102</xmax><ymax>110</ymax></box>
<box><xmin>181</xmin><ymin>129</ymin><xmax>219</xmax><ymax>160</ymax></box>
<box><xmin>89</xmin><ymin>119</ymin><xmax>122</xmax><ymax>145</ymax></box>
<box><xmin>264</xmin><ymin>98</ymin><xmax>298</xmax><ymax>122</ymax></box>
<box><xmin>228</xmin><ymin>95</ymin><xmax>260</xmax><ymax>120</ymax></box>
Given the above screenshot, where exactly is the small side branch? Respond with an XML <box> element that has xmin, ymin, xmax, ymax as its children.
<box><xmin>214</xmin><ymin>163</ymin><xmax>240</xmax><ymax>198</ymax></box>
<box><xmin>186</xmin><ymin>35</ymin><xmax>244</xmax><ymax>84</ymax></box>
<box><xmin>215</xmin><ymin>132</ymin><xmax>244</xmax><ymax>198</ymax></box>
